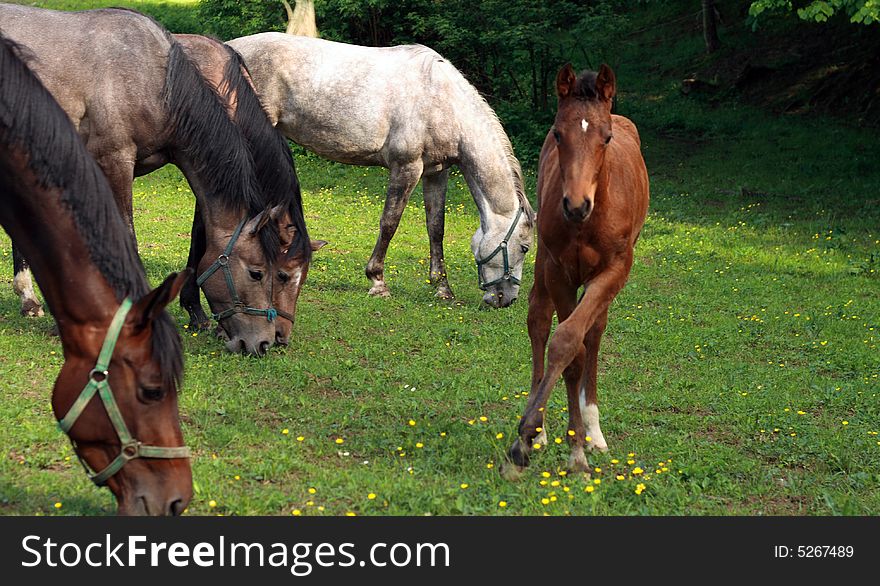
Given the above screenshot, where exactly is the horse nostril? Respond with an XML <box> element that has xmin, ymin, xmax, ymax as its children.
<box><xmin>581</xmin><ymin>199</ymin><xmax>592</xmax><ymax>217</ymax></box>
<box><xmin>238</xmin><ymin>339</ymin><xmax>247</xmax><ymax>354</ymax></box>
<box><xmin>275</xmin><ymin>332</ymin><xmax>289</xmax><ymax>346</ymax></box>
<box><xmin>169</xmin><ymin>498</ymin><xmax>186</xmax><ymax>516</ymax></box>
<box><xmin>258</xmin><ymin>341</ymin><xmax>271</xmax><ymax>355</ymax></box>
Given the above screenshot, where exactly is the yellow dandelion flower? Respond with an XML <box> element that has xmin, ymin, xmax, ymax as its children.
<box><xmin>554</xmin><ymin>438</ymin><xmax>563</xmax><ymax>444</ymax></box>
<box><xmin>567</xmin><ymin>430</ymin><xmax>575</xmax><ymax>436</ymax></box>
<box><xmin>416</xmin><ymin>442</ymin><xmax>424</xmax><ymax>448</ymax></box>
<box><xmin>536</xmin><ymin>427</ymin><xmax>543</xmax><ymax>432</ymax></box>
<box><xmin>498</xmin><ymin>501</ymin><xmax>507</xmax><ymax>508</ymax></box>
<box><xmin>551</xmin><ymin>480</ymin><xmax>560</xmax><ymax>487</ymax></box>
<box><xmin>585</xmin><ymin>436</ymin><xmax>592</xmax><ymax>442</ymax></box>
<box><xmin>585</xmin><ymin>486</ymin><xmax>595</xmax><ymax>493</ymax></box>
<box><xmin>533</xmin><ymin>443</ymin><xmax>542</xmax><ymax>450</ymax></box>
<box><xmin>550</xmin><ymin>496</ymin><xmax>557</xmax><ymax>502</ymax></box>
<box><xmin>308</xmin><ymin>487</ymin><xmax>317</xmax><ymax>494</ymax></box>
<box><xmin>408</xmin><ymin>419</ymin><xmax>416</xmax><ymax>426</ymax></box>
<box><xmin>632</xmin><ymin>467</ymin><xmax>644</xmax><ymax>475</ymax></box>
<box><xmin>593</xmin><ymin>478</ymin><xmax>601</xmax><ymax>485</ymax></box>
<box><xmin>496</xmin><ymin>432</ymin><xmax>504</xmax><ymax>439</ymax></box>
<box><xmin>234</xmin><ymin>475</ymin><xmax>240</xmax><ymax>480</ymax></box>
<box><xmin>842</xmin><ymin>420</ymin><xmax>849</xmax><ymax>426</ymax></box>
<box><xmin>628</xmin><ymin>452</ymin><xmax>635</xmax><ymax>457</ymax></box>
<box><xmin>335</xmin><ymin>438</ymin><xmax>344</xmax><ymax>444</ymax></box>
<box><xmin>346</xmin><ymin>512</ymin><xmax>356</xmax><ymax>517</ymax></box>
<box><xmin>616</xmin><ymin>475</ymin><xmax>625</xmax><ymax>481</ymax></box>
<box><xmin>486</xmin><ymin>462</ymin><xmax>494</xmax><ymax>469</ymax></box>
<box><xmin>479</xmin><ymin>416</ymin><xmax>488</xmax><ymax>422</ymax></box>
<box><xmin>296</xmin><ymin>436</ymin><xmax>305</xmax><ymax>442</ymax></box>
<box><xmin>292</xmin><ymin>509</ymin><xmax>302</xmax><ymax>516</ymax></box>
<box><xmin>368</xmin><ymin>493</ymin><xmax>377</xmax><ymax>500</ymax></box>
<box><xmin>542</xmin><ymin>471</ymin><xmax>551</xmax><ymax>478</ymax></box>
<box><xmin>558</xmin><ymin>470</ymin><xmax>568</xmax><ymax>477</ymax></box>
<box><xmin>208</xmin><ymin>500</ymin><xmax>217</xmax><ymax>508</ymax></box>
<box><xmin>460</xmin><ymin>483</ymin><xmax>469</xmax><ymax>489</ymax></box>
<box><xmin>541</xmin><ymin>498</ymin><xmax>550</xmax><ymax>505</ymax></box>
<box><xmin>54</xmin><ymin>502</ymin><xmax>62</xmax><ymax>509</ymax></box>
<box><xmin>593</xmin><ymin>467</ymin><xmax>602</xmax><ymax>473</ymax></box>
<box><xmin>282</xmin><ymin>429</ymin><xmax>289</xmax><ymax>435</ymax></box>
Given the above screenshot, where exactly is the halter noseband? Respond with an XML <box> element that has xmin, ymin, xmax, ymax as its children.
<box><xmin>196</xmin><ymin>218</ymin><xmax>294</xmax><ymax>324</ymax></box>
<box><xmin>475</xmin><ymin>207</ymin><xmax>524</xmax><ymax>291</ymax></box>
<box><xmin>57</xmin><ymin>298</ymin><xmax>190</xmax><ymax>486</ymax></box>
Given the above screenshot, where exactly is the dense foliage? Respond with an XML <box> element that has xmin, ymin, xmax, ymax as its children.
<box><xmin>749</xmin><ymin>0</ymin><xmax>880</xmax><ymax>25</ymax></box>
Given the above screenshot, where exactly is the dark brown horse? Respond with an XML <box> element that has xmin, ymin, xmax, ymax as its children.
<box><xmin>0</xmin><ymin>5</ymin><xmax>313</xmax><ymax>355</ymax></box>
<box><xmin>174</xmin><ymin>34</ymin><xmax>326</xmax><ymax>347</ymax></box>
<box><xmin>501</xmin><ymin>64</ymin><xmax>649</xmax><ymax>479</ymax></box>
<box><xmin>0</xmin><ymin>35</ymin><xmax>191</xmax><ymax>514</ymax></box>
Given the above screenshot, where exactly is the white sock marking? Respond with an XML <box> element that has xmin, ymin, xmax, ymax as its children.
<box><xmin>581</xmin><ymin>119</ymin><xmax>589</xmax><ymax>133</ymax></box>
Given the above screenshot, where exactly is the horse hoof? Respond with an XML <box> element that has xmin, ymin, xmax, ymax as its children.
<box><xmin>189</xmin><ymin>319</ymin><xmax>211</xmax><ymax>332</ymax></box>
<box><xmin>434</xmin><ymin>287</ymin><xmax>454</xmax><ymax>300</ymax></box>
<box><xmin>368</xmin><ymin>285</ymin><xmax>391</xmax><ymax>298</ymax></box>
<box><xmin>586</xmin><ymin>439</ymin><xmax>608</xmax><ymax>453</ymax></box>
<box><xmin>532</xmin><ymin>430</ymin><xmax>548</xmax><ymax>449</ymax></box>
<box><xmin>20</xmin><ymin>299</ymin><xmax>44</xmax><ymax>317</ymax></box>
<box><xmin>499</xmin><ymin>460</ymin><xmax>525</xmax><ymax>482</ymax></box>
<box><xmin>48</xmin><ymin>322</ymin><xmax>60</xmax><ymax>337</ymax></box>
<box><xmin>567</xmin><ymin>454</ymin><xmax>592</xmax><ymax>475</ymax></box>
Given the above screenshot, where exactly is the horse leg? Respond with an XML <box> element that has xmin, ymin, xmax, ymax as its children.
<box><xmin>422</xmin><ymin>169</ymin><xmax>454</xmax><ymax>300</ymax></box>
<box><xmin>503</xmin><ymin>276</ymin><xmax>578</xmax><ymax>479</ymax></box>
<box><xmin>564</xmin><ymin>342</ymin><xmax>590</xmax><ymax>473</ymax></box>
<box><xmin>180</xmin><ymin>202</ymin><xmax>211</xmax><ymax>330</ymax></box>
<box><xmin>365</xmin><ymin>161</ymin><xmax>423</xmax><ymax>297</ymax></box>
<box><xmin>12</xmin><ymin>245</ymin><xmax>43</xmax><ymax>317</ymax></box>
<box><xmin>581</xmin><ymin>309</ymin><xmax>610</xmax><ymax>453</ymax></box>
<box><xmin>94</xmin><ymin>154</ymin><xmax>138</xmax><ymax>247</ymax></box>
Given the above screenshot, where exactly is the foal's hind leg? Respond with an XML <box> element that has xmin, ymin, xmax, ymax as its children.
<box><xmin>12</xmin><ymin>246</ymin><xmax>43</xmax><ymax>317</ymax></box>
<box><xmin>422</xmin><ymin>169</ymin><xmax>454</xmax><ymax>300</ymax></box>
<box><xmin>180</xmin><ymin>203</ymin><xmax>211</xmax><ymax>330</ymax></box>
<box><xmin>365</xmin><ymin>160</ymin><xmax>424</xmax><ymax>297</ymax></box>
<box><xmin>580</xmin><ymin>309</ymin><xmax>610</xmax><ymax>453</ymax></box>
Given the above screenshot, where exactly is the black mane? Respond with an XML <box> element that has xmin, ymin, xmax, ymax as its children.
<box><xmin>0</xmin><ymin>34</ymin><xmax>183</xmax><ymax>390</ymax></box>
<box><xmin>224</xmin><ymin>44</ymin><xmax>311</xmax><ymax>262</ymax></box>
<box><xmin>573</xmin><ymin>71</ymin><xmax>600</xmax><ymax>102</ymax></box>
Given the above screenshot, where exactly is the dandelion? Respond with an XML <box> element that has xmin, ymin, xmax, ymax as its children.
<box><xmin>568</xmin><ymin>430</ymin><xmax>575</xmax><ymax>437</ymax></box>
<box><xmin>842</xmin><ymin>420</ymin><xmax>849</xmax><ymax>426</ymax></box>
<box><xmin>408</xmin><ymin>419</ymin><xmax>416</xmax><ymax>426</ymax></box>
<box><xmin>282</xmin><ymin>429</ymin><xmax>289</xmax><ymax>435</ymax></box>
<box><xmin>460</xmin><ymin>483</ymin><xmax>469</xmax><ymax>489</ymax></box>
<box><xmin>611</xmin><ymin>459</ymin><xmax>619</xmax><ymax>464</ymax></box>
<box><xmin>495</xmin><ymin>432</ymin><xmax>504</xmax><ymax>439</ymax></box>
<box><xmin>616</xmin><ymin>475</ymin><xmax>625</xmax><ymax>481</ymax></box>
<box><xmin>368</xmin><ymin>493</ymin><xmax>377</xmax><ymax>500</ymax></box>
<box><xmin>498</xmin><ymin>501</ymin><xmax>507</xmax><ymax>508</ymax></box>
<box><xmin>632</xmin><ymin>467</ymin><xmax>644</xmax><ymax>475</ymax></box>
<box><xmin>554</xmin><ymin>438</ymin><xmax>563</xmax><ymax>444</ymax></box>
<box><xmin>585</xmin><ymin>485</ymin><xmax>595</xmax><ymax>493</ymax></box>
<box><xmin>635</xmin><ymin>483</ymin><xmax>646</xmax><ymax>495</ymax></box>
<box><xmin>308</xmin><ymin>487</ymin><xmax>317</xmax><ymax>495</ymax></box>
<box><xmin>335</xmin><ymin>438</ymin><xmax>345</xmax><ymax>444</ymax></box>
<box><xmin>54</xmin><ymin>502</ymin><xmax>62</xmax><ymax>509</ymax></box>
<box><xmin>297</xmin><ymin>436</ymin><xmax>305</xmax><ymax>442</ymax></box>
<box><xmin>479</xmin><ymin>416</ymin><xmax>488</xmax><ymax>422</ymax></box>
<box><xmin>551</xmin><ymin>480</ymin><xmax>560</xmax><ymax>487</ymax></box>
<box><xmin>234</xmin><ymin>475</ymin><xmax>240</xmax><ymax>481</ymax></box>
<box><xmin>541</xmin><ymin>498</ymin><xmax>550</xmax><ymax>505</ymax></box>
<box><xmin>594</xmin><ymin>467</ymin><xmax>602</xmax><ymax>473</ymax></box>
<box><xmin>542</xmin><ymin>471</ymin><xmax>551</xmax><ymax>478</ymax></box>
<box><xmin>416</xmin><ymin>442</ymin><xmax>424</xmax><ymax>448</ymax></box>
<box><xmin>533</xmin><ymin>443</ymin><xmax>542</xmax><ymax>450</ymax></box>
<box><xmin>486</xmin><ymin>462</ymin><xmax>494</xmax><ymax>469</ymax></box>
<box><xmin>292</xmin><ymin>509</ymin><xmax>302</xmax><ymax>516</ymax></box>
<box><xmin>209</xmin><ymin>500</ymin><xmax>217</xmax><ymax>508</ymax></box>
<box><xmin>627</xmin><ymin>459</ymin><xmax>635</xmax><ymax>465</ymax></box>
<box><xmin>346</xmin><ymin>512</ymin><xmax>356</xmax><ymax>517</ymax></box>
<box><xmin>593</xmin><ymin>478</ymin><xmax>601</xmax><ymax>485</ymax></box>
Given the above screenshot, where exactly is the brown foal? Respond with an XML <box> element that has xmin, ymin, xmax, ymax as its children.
<box><xmin>502</xmin><ymin>63</ymin><xmax>649</xmax><ymax>478</ymax></box>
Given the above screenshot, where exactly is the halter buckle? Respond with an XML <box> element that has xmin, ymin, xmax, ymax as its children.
<box><xmin>89</xmin><ymin>368</ymin><xmax>108</xmax><ymax>383</ymax></box>
<box><xmin>217</xmin><ymin>254</ymin><xmax>230</xmax><ymax>266</ymax></box>
<box><xmin>121</xmin><ymin>441</ymin><xmax>140</xmax><ymax>460</ymax></box>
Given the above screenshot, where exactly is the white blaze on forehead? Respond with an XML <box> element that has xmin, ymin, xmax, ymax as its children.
<box><xmin>581</xmin><ymin>119</ymin><xmax>589</xmax><ymax>133</ymax></box>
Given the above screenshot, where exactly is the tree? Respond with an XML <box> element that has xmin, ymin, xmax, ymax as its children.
<box><xmin>702</xmin><ymin>0</ymin><xmax>721</xmax><ymax>53</ymax></box>
<box><xmin>749</xmin><ymin>0</ymin><xmax>880</xmax><ymax>25</ymax></box>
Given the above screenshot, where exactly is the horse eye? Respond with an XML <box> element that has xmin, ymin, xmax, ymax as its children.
<box><xmin>249</xmin><ymin>270</ymin><xmax>264</xmax><ymax>281</ymax></box>
<box><xmin>277</xmin><ymin>271</ymin><xmax>290</xmax><ymax>284</ymax></box>
<box><xmin>520</xmin><ymin>244</ymin><xmax>530</xmax><ymax>254</ymax></box>
<box><xmin>553</xmin><ymin>129</ymin><xmax>561</xmax><ymax>143</ymax></box>
<box><xmin>139</xmin><ymin>386</ymin><xmax>164</xmax><ymax>403</ymax></box>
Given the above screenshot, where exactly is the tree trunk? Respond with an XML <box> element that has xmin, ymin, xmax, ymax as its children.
<box><xmin>283</xmin><ymin>0</ymin><xmax>319</xmax><ymax>38</ymax></box>
<box><xmin>702</xmin><ymin>0</ymin><xmax>720</xmax><ymax>54</ymax></box>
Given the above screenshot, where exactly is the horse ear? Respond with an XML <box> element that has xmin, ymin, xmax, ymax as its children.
<box><xmin>311</xmin><ymin>239</ymin><xmax>328</xmax><ymax>252</ymax></box>
<box><xmin>129</xmin><ymin>269</ymin><xmax>193</xmax><ymax>331</ymax></box>
<box><xmin>556</xmin><ymin>63</ymin><xmax>577</xmax><ymax>99</ymax></box>
<box><xmin>596</xmin><ymin>64</ymin><xmax>616</xmax><ymax>102</ymax></box>
<box><xmin>245</xmin><ymin>207</ymin><xmax>273</xmax><ymax>235</ymax></box>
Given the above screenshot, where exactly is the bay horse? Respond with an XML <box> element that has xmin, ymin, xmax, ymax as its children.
<box><xmin>0</xmin><ymin>34</ymin><xmax>191</xmax><ymax>515</ymax></box>
<box><xmin>501</xmin><ymin>64</ymin><xmax>649</xmax><ymax>479</ymax></box>
<box><xmin>228</xmin><ymin>33</ymin><xmax>535</xmax><ymax>307</ymax></box>
<box><xmin>0</xmin><ymin>5</ymin><xmax>312</xmax><ymax>355</ymax></box>
<box><xmin>173</xmin><ymin>33</ymin><xmax>325</xmax><ymax>347</ymax></box>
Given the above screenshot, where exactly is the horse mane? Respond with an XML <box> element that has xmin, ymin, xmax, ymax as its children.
<box><xmin>160</xmin><ymin>31</ymin><xmax>285</xmax><ymax>261</ymax></box>
<box><xmin>418</xmin><ymin>47</ymin><xmax>535</xmax><ymax>227</ymax></box>
<box><xmin>0</xmin><ymin>34</ymin><xmax>183</xmax><ymax>390</ymax></box>
<box><xmin>222</xmin><ymin>44</ymin><xmax>311</xmax><ymax>261</ymax></box>
<box><xmin>572</xmin><ymin>70</ymin><xmax>601</xmax><ymax>102</ymax></box>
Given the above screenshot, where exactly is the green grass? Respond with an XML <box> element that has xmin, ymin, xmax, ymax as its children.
<box><xmin>1</xmin><ymin>1</ymin><xmax>878</xmax><ymax>516</ymax></box>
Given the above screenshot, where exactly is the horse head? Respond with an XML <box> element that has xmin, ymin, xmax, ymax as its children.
<box><xmin>51</xmin><ymin>272</ymin><xmax>192</xmax><ymax>516</ymax></box>
<box><xmin>553</xmin><ymin>63</ymin><xmax>616</xmax><ymax>224</ymax></box>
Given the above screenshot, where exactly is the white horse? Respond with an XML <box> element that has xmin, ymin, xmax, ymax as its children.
<box><xmin>228</xmin><ymin>33</ymin><xmax>535</xmax><ymax>307</ymax></box>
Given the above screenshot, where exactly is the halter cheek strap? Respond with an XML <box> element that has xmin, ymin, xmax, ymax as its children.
<box><xmin>58</xmin><ymin>298</ymin><xmax>190</xmax><ymax>486</ymax></box>
<box><xmin>475</xmin><ymin>206</ymin><xmax>524</xmax><ymax>290</ymax></box>
<box><xmin>196</xmin><ymin>219</ymin><xmax>294</xmax><ymax>324</ymax></box>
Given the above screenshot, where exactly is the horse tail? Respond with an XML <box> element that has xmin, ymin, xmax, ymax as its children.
<box><xmin>162</xmin><ymin>38</ymin><xmax>263</xmax><ymax>219</ymax></box>
<box><xmin>222</xmin><ymin>44</ymin><xmax>311</xmax><ymax>263</ymax></box>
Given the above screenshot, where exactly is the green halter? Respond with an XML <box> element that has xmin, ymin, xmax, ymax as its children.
<box><xmin>57</xmin><ymin>298</ymin><xmax>190</xmax><ymax>486</ymax></box>
<box><xmin>196</xmin><ymin>218</ymin><xmax>294</xmax><ymax>324</ymax></box>
<box><xmin>475</xmin><ymin>207</ymin><xmax>524</xmax><ymax>290</ymax></box>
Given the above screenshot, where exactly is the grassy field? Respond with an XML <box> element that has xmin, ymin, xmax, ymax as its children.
<box><xmin>1</xmin><ymin>1</ymin><xmax>878</xmax><ymax>516</ymax></box>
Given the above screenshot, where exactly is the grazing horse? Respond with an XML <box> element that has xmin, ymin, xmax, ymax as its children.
<box><xmin>173</xmin><ymin>34</ymin><xmax>324</xmax><ymax>347</ymax></box>
<box><xmin>501</xmin><ymin>64</ymin><xmax>649</xmax><ymax>479</ymax></box>
<box><xmin>228</xmin><ymin>33</ymin><xmax>535</xmax><ymax>307</ymax></box>
<box><xmin>0</xmin><ymin>35</ymin><xmax>191</xmax><ymax>514</ymax></box>
<box><xmin>0</xmin><ymin>5</ymin><xmax>312</xmax><ymax>355</ymax></box>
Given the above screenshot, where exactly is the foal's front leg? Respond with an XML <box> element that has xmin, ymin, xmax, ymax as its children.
<box><xmin>365</xmin><ymin>161</ymin><xmax>424</xmax><ymax>297</ymax></box>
